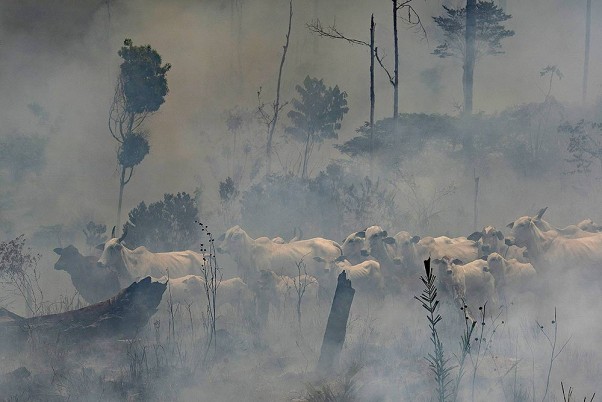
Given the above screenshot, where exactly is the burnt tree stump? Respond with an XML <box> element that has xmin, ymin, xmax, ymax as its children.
<box><xmin>317</xmin><ymin>270</ymin><xmax>355</xmax><ymax>374</ymax></box>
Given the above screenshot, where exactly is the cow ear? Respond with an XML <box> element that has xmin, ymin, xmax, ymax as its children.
<box><xmin>467</xmin><ymin>232</ymin><xmax>482</xmax><ymax>241</ymax></box>
<box><xmin>53</xmin><ymin>248</ymin><xmax>62</xmax><ymax>255</ymax></box>
<box><xmin>535</xmin><ymin>207</ymin><xmax>548</xmax><ymax>220</ymax></box>
<box><xmin>504</xmin><ymin>238</ymin><xmax>514</xmax><ymax>246</ymax></box>
<box><xmin>411</xmin><ymin>235</ymin><xmax>420</xmax><ymax>243</ymax></box>
<box><xmin>452</xmin><ymin>258</ymin><xmax>463</xmax><ymax>265</ymax></box>
<box><xmin>483</xmin><ymin>266</ymin><xmax>490</xmax><ymax>272</ymax></box>
<box><xmin>432</xmin><ymin>258</ymin><xmax>442</xmax><ymax>265</ymax></box>
<box><xmin>335</xmin><ymin>255</ymin><xmax>346</xmax><ymax>262</ymax></box>
<box><xmin>495</xmin><ymin>231</ymin><xmax>504</xmax><ymax>240</ymax></box>
<box><xmin>313</xmin><ymin>256</ymin><xmax>326</xmax><ymax>263</ymax></box>
<box><xmin>356</xmin><ymin>231</ymin><xmax>366</xmax><ymax>238</ymax></box>
<box><xmin>96</xmin><ymin>243</ymin><xmax>105</xmax><ymax>251</ymax></box>
<box><xmin>383</xmin><ymin>236</ymin><xmax>396</xmax><ymax>244</ymax></box>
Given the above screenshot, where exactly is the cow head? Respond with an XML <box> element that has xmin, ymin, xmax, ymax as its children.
<box><xmin>506</xmin><ymin>216</ymin><xmax>537</xmax><ymax>249</ymax></box>
<box><xmin>53</xmin><ymin>245</ymin><xmax>84</xmax><ymax>272</ymax></box>
<box><xmin>485</xmin><ymin>252</ymin><xmax>505</xmax><ymax>285</ymax></box>
<box><xmin>341</xmin><ymin>230</ymin><xmax>367</xmax><ymax>260</ymax></box>
<box><xmin>215</xmin><ymin>225</ymin><xmax>247</xmax><ymax>255</ymax></box>
<box><xmin>97</xmin><ymin>225</ymin><xmax>128</xmax><ymax>268</ymax></box>
<box><xmin>361</xmin><ymin>226</ymin><xmax>387</xmax><ymax>257</ymax></box>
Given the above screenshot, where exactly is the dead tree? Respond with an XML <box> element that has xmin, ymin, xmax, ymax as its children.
<box><xmin>583</xmin><ymin>0</ymin><xmax>592</xmax><ymax>104</ymax></box>
<box><xmin>258</xmin><ymin>0</ymin><xmax>292</xmax><ymax>176</ymax></box>
<box><xmin>375</xmin><ymin>0</ymin><xmax>426</xmax><ymax>120</ymax></box>
<box><xmin>317</xmin><ymin>270</ymin><xmax>355</xmax><ymax>373</ymax></box>
<box><xmin>308</xmin><ymin>16</ymin><xmax>376</xmax><ymax>177</ymax></box>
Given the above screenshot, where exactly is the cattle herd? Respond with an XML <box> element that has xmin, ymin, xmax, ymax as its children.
<box><xmin>52</xmin><ymin>207</ymin><xmax>602</xmax><ymax>324</ymax></box>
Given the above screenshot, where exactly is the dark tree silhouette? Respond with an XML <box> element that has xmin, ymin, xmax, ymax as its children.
<box><xmin>432</xmin><ymin>1</ymin><xmax>514</xmax><ymax>114</ymax></box>
<box><xmin>286</xmin><ymin>76</ymin><xmax>348</xmax><ymax>179</ymax></box>
<box><xmin>125</xmin><ymin>192</ymin><xmax>200</xmax><ymax>252</ymax></box>
<box><xmin>109</xmin><ymin>39</ymin><xmax>171</xmax><ymax>231</ymax></box>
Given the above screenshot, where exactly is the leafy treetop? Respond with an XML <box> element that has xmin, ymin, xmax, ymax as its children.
<box><xmin>432</xmin><ymin>1</ymin><xmax>514</xmax><ymax>61</ymax></box>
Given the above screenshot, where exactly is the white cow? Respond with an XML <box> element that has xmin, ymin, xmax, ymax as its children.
<box><xmin>529</xmin><ymin>207</ymin><xmax>602</xmax><ymax>239</ymax></box>
<box><xmin>468</xmin><ymin>226</ymin><xmax>528</xmax><ymax>262</ymax></box>
<box><xmin>507</xmin><ymin>214</ymin><xmax>602</xmax><ymax>275</ymax></box>
<box><xmin>316</xmin><ymin>256</ymin><xmax>385</xmax><ymax>297</ymax></box>
<box><xmin>485</xmin><ymin>253</ymin><xmax>536</xmax><ymax>300</ymax></box>
<box><xmin>159</xmin><ymin>275</ymin><xmax>253</xmax><ymax>313</ymax></box>
<box><xmin>216</xmin><ymin>225</ymin><xmax>342</xmax><ymax>281</ymax></box>
<box><xmin>432</xmin><ymin>256</ymin><xmax>497</xmax><ymax>319</ymax></box>
<box><xmin>97</xmin><ymin>227</ymin><xmax>205</xmax><ymax>287</ymax></box>
<box><xmin>256</xmin><ymin>270</ymin><xmax>319</xmax><ymax>314</ymax></box>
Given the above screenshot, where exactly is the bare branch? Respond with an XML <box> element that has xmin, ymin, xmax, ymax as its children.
<box><xmin>307</xmin><ymin>18</ymin><xmax>369</xmax><ymax>47</ymax></box>
<box><xmin>374</xmin><ymin>47</ymin><xmax>395</xmax><ymax>86</ymax></box>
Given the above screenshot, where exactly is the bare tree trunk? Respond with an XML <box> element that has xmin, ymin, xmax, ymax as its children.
<box><xmin>117</xmin><ymin>166</ymin><xmax>126</xmax><ymax>233</ymax></box>
<box><xmin>583</xmin><ymin>0</ymin><xmax>592</xmax><ymax>104</ymax></box>
<box><xmin>473</xmin><ymin>169</ymin><xmax>479</xmax><ymax>232</ymax></box>
<box><xmin>316</xmin><ymin>271</ymin><xmax>355</xmax><ymax>373</ymax></box>
<box><xmin>464</xmin><ymin>0</ymin><xmax>477</xmax><ymax>115</ymax></box>
<box><xmin>302</xmin><ymin>130</ymin><xmax>312</xmax><ymax>179</ymax></box>
<box><xmin>393</xmin><ymin>0</ymin><xmax>399</xmax><ymax>119</ymax></box>
<box><xmin>266</xmin><ymin>0</ymin><xmax>293</xmax><ymax>176</ymax></box>
<box><xmin>370</xmin><ymin>14</ymin><xmax>375</xmax><ymax>179</ymax></box>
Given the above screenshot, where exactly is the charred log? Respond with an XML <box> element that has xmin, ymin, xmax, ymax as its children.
<box><xmin>0</xmin><ymin>277</ymin><xmax>166</xmax><ymax>349</ymax></box>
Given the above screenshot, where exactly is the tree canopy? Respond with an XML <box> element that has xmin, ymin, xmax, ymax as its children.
<box><xmin>118</xmin><ymin>39</ymin><xmax>171</xmax><ymax>116</ymax></box>
<box><xmin>432</xmin><ymin>1</ymin><xmax>514</xmax><ymax>61</ymax></box>
<box><xmin>125</xmin><ymin>192</ymin><xmax>200</xmax><ymax>252</ymax></box>
<box><xmin>286</xmin><ymin>76</ymin><xmax>348</xmax><ymax>178</ymax></box>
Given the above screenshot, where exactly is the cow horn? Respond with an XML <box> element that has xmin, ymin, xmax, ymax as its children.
<box><xmin>118</xmin><ymin>225</ymin><xmax>128</xmax><ymax>243</ymax></box>
<box><xmin>111</xmin><ymin>226</ymin><xmax>116</xmax><ymax>238</ymax></box>
<box><xmin>535</xmin><ymin>207</ymin><xmax>548</xmax><ymax>220</ymax></box>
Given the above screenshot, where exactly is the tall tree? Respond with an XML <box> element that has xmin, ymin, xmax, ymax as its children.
<box><xmin>583</xmin><ymin>0</ymin><xmax>592</xmax><ymax>104</ymax></box>
<box><xmin>375</xmin><ymin>0</ymin><xmax>425</xmax><ymax>120</ymax></box>
<box><xmin>257</xmin><ymin>0</ymin><xmax>292</xmax><ymax>177</ymax></box>
<box><xmin>286</xmin><ymin>76</ymin><xmax>348</xmax><ymax>179</ymax></box>
<box><xmin>307</xmin><ymin>15</ymin><xmax>376</xmax><ymax>176</ymax></box>
<box><xmin>464</xmin><ymin>0</ymin><xmax>477</xmax><ymax>115</ymax></box>
<box><xmin>433</xmin><ymin>1</ymin><xmax>514</xmax><ymax>114</ymax></box>
<box><xmin>108</xmin><ymin>39</ymin><xmax>171</xmax><ymax>230</ymax></box>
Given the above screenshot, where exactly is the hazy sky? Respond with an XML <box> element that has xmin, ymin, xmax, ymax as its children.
<box><xmin>0</xmin><ymin>0</ymin><xmax>599</xmax><ymax>234</ymax></box>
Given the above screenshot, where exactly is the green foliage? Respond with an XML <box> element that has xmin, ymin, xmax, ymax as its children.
<box><xmin>287</xmin><ymin>76</ymin><xmax>349</xmax><ymax>143</ymax></box>
<box><xmin>125</xmin><ymin>192</ymin><xmax>200</xmax><ymax>252</ymax></box>
<box><xmin>432</xmin><ymin>1</ymin><xmax>514</xmax><ymax>61</ymax></box>
<box><xmin>219</xmin><ymin>177</ymin><xmax>239</xmax><ymax>204</ymax></box>
<box><xmin>0</xmin><ymin>133</ymin><xmax>48</xmax><ymax>181</ymax></box>
<box><xmin>118</xmin><ymin>38</ymin><xmax>171</xmax><ymax>115</ymax></box>
<box><xmin>336</xmin><ymin>114</ymin><xmax>458</xmax><ymax>169</ymax></box>
<box><xmin>286</xmin><ymin>76</ymin><xmax>349</xmax><ymax>178</ymax></box>
<box><xmin>118</xmin><ymin>132</ymin><xmax>150</xmax><ymax>168</ymax></box>
<box><xmin>415</xmin><ymin>258</ymin><xmax>454</xmax><ymax>402</ymax></box>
